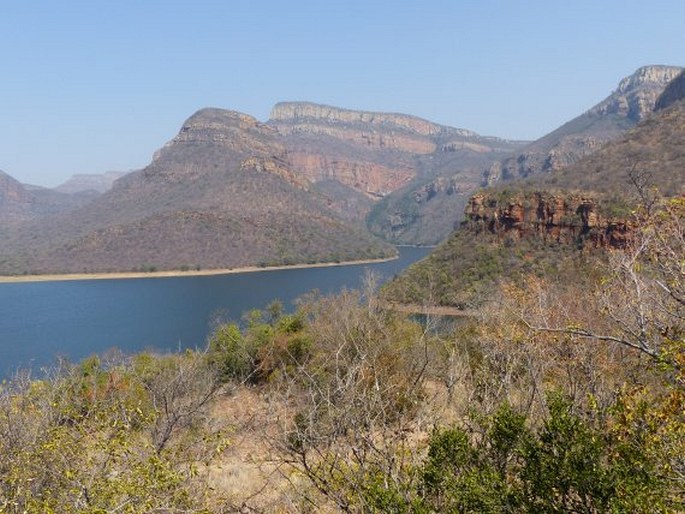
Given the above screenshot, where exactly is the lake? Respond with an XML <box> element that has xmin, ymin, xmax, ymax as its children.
<box><xmin>0</xmin><ymin>246</ymin><xmax>430</xmax><ymax>377</ymax></box>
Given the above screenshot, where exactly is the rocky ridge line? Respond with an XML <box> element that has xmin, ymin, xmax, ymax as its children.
<box><xmin>485</xmin><ymin>65</ymin><xmax>683</xmax><ymax>184</ymax></box>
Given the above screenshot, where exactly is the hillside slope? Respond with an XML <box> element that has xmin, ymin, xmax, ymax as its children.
<box><xmin>485</xmin><ymin>65</ymin><xmax>682</xmax><ymax>184</ymax></box>
<box><xmin>369</xmin><ymin>66</ymin><xmax>680</xmax><ymax>245</ymax></box>
<box><xmin>0</xmin><ymin>170</ymin><xmax>99</xmax><ymax>228</ymax></box>
<box><xmin>0</xmin><ymin>109</ymin><xmax>393</xmax><ymax>275</ymax></box>
<box><xmin>385</xmin><ymin>91</ymin><xmax>685</xmax><ymax>307</ymax></box>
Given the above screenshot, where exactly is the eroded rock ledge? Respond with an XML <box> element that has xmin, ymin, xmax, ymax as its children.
<box><xmin>464</xmin><ymin>191</ymin><xmax>631</xmax><ymax>249</ymax></box>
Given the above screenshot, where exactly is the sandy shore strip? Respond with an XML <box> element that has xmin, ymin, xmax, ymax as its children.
<box><xmin>0</xmin><ymin>256</ymin><xmax>398</xmax><ymax>284</ymax></box>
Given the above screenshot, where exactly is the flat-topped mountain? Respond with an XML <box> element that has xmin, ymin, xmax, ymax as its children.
<box><xmin>2</xmin><ymin>103</ymin><xmax>521</xmax><ymax>274</ymax></box>
<box><xmin>485</xmin><ymin>65</ymin><xmax>683</xmax><ymax>184</ymax></box>
<box><xmin>270</xmin><ymin>101</ymin><xmax>522</xmax><ymax>198</ymax></box>
<box><xmin>269</xmin><ymin>102</ymin><xmax>528</xmax><ymax>245</ymax></box>
<box><xmin>0</xmin><ymin>108</ymin><xmax>393</xmax><ymax>275</ymax></box>
<box><xmin>5</xmin><ymin>65</ymin><xmax>681</xmax><ymax>275</ymax></box>
<box><xmin>270</xmin><ymin>101</ymin><xmax>475</xmax><ymax>136</ymax></box>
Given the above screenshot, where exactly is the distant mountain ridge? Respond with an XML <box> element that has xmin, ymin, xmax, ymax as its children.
<box><xmin>55</xmin><ymin>171</ymin><xmax>127</xmax><ymax>194</ymax></box>
<box><xmin>0</xmin><ymin>169</ymin><xmax>100</xmax><ymax>228</ymax></box>
<box><xmin>485</xmin><ymin>65</ymin><xmax>683</xmax><ymax>184</ymax></box>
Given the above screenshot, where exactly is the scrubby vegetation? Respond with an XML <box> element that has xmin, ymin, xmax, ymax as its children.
<box><xmin>0</xmin><ymin>198</ymin><xmax>683</xmax><ymax>512</ymax></box>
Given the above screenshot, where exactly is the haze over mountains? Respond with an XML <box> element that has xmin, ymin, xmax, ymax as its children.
<box><xmin>55</xmin><ymin>171</ymin><xmax>127</xmax><ymax>195</ymax></box>
<box><xmin>0</xmin><ymin>65</ymin><xmax>681</xmax><ymax>276</ymax></box>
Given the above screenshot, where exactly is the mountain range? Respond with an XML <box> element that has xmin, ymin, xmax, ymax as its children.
<box><xmin>0</xmin><ymin>65</ymin><xmax>681</xmax><ymax>276</ymax></box>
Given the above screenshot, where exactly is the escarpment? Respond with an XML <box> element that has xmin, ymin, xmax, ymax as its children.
<box><xmin>464</xmin><ymin>191</ymin><xmax>632</xmax><ymax>249</ymax></box>
<box><xmin>269</xmin><ymin>101</ymin><xmax>524</xmax><ymax>199</ymax></box>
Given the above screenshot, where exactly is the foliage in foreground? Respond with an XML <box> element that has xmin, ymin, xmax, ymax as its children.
<box><xmin>0</xmin><ymin>351</ymin><xmax>229</xmax><ymax>513</ymax></box>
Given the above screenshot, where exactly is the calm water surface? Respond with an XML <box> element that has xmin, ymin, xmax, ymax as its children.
<box><xmin>0</xmin><ymin>247</ymin><xmax>429</xmax><ymax>376</ymax></box>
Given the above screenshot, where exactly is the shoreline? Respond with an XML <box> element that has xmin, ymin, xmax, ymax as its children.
<box><xmin>0</xmin><ymin>256</ymin><xmax>399</xmax><ymax>284</ymax></box>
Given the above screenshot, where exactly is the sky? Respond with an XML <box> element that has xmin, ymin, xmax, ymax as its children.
<box><xmin>1</xmin><ymin>0</ymin><xmax>684</xmax><ymax>187</ymax></box>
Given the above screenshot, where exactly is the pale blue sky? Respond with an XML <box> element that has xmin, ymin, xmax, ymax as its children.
<box><xmin>2</xmin><ymin>0</ymin><xmax>683</xmax><ymax>186</ymax></box>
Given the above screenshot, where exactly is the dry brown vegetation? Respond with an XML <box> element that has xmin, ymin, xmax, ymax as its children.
<box><xmin>0</xmin><ymin>197</ymin><xmax>682</xmax><ymax>512</ymax></box>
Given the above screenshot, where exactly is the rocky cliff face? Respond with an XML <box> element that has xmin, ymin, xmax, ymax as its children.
<box><xmin>286</xmin><ymin>152</ymin><xmax>414</xmax><ymax>196</ymax></box>
<box><xmin>270</xmin><ymin>102</ymin><xmax>476</xmax><ymax>138</ymax></box>
<box><xmin>655</xmin><ymin>70</ymin><xmax>685</xmax><ymax>111</ymax></box>
<box><xmin>485</xmin><ymin>65</ymin><xmax>683</xmax><ymax>184</ymax></box>
<box><xmin>464</xmin><ymin>191</ymin><xmax>631</xmax><ymax>249</ymax></box>
<box><xmin>590</xmin><ymin>65</ymin><xmax>683</xmax><ymax>121</ymax></box>
<box><xmin>157</xmin><ymin>108</ymin><xmax>280</xmax><ymax>157</ymax></box>
<box><xmin>381</xmin><ymin>190</ymin><xmax>635</xmax><ymax>308</ymax></box>
<box><xmin>270</xmin><ymin>101</ymin><xmax>523</xmax><ymax>199</ymax></box>
<box><xmin>269</xmin><ymin>101</ymin><xmax>527</xmax><ymax>244</ymax></box>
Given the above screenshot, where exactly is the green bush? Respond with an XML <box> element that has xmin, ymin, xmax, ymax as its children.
<box><xmin>414</xmin><ymin>393</ymin><xmax>671</xmax><ymax>513</ymax></box>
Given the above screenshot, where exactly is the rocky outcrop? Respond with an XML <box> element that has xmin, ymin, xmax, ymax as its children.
<box><xmin>411</xmin><ymin>176</ymin><xmax>474</xmax><ymax>204</ymax></box>
<box><xmin>286</xmin><ymin>152</ymin><xmax>414</xmax><ymax>196</ymax></box>
<box><xmin>485</xmin><ymin>65</ymin><xmax>683</xmax><ymax>184</ymax></box>
<box><xmin>590</xmin><ymin>65</ymin><xmax>683</xmax><ymax>121</ymax></box>
<box><xmin>240</xmin><ymin>156</ymin><xmax>310</xmax><ymax>190</ymax></box>
<box><xmin>464</xmin><ymin>191</ymin><xmax>631</xmax><ymax>249</ymax></box>
<box><xmin>154</xmin><ymin>108</ymin><xmax>282</xmax><ymax>162</ymax></box>
<box><xmin>270</xmin><ymin>102</ymin><xmax>476</xmax><ymax>138</ymax></box>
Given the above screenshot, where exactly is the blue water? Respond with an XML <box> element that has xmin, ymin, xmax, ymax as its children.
<box><xmin>0</xmin><ymin>247</ymin><xmax>429</xmax><ymax>376</ymax></box>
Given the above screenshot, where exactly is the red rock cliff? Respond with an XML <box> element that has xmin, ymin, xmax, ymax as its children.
<box><xmin>464</xmin><ymin>191</ymin><xmax>632</xmax><ymax>249</ymax></box>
